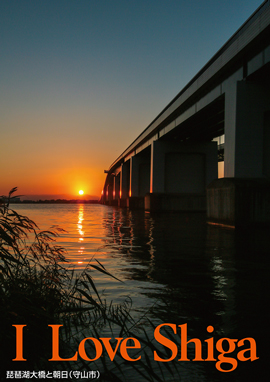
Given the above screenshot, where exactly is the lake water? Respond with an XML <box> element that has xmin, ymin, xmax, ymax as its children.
<box><xmin>10</xmin><ymin>203</ymin><xmax>269</xmax><ymax>381</ymax></box>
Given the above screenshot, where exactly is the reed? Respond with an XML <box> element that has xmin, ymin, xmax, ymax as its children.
<box><xmin>0</xmin><ymin>188</ymin><xmax>177</xmax><ymax>381</ymax></box>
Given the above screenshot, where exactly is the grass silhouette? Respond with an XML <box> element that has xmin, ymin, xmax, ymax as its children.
<box><xmin>0</xmin><ymin>188</ymin><xmax>178</xmax><ymax>382</ymax></box>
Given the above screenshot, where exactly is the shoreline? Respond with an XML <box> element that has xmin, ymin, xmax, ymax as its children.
<box><xmin>8</xmin><ymin>200</ymin><xmax>100</xmax><ymax>204</ymax></box>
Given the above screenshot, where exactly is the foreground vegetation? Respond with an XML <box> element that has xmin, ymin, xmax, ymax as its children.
<box><xmin>0</xmin><ymin>188</ymin><xmax>179</xmax><ymax>381</ymax></box>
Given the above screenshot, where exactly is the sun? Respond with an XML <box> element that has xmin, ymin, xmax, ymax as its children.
<box><xmin>79</xmin><ymin>190</ymin><xmax>84</xmax><ymax>195</ymax></box>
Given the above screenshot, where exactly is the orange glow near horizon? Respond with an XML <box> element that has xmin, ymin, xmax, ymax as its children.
<box><xmin>0</xmin><ymin>165</ymin><xmax>107</xmax><ymax>198</ymax></box>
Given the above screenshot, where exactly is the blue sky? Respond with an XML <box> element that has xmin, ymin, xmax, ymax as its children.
<box><xmin>0</xmin><ymin>0</ymin><xmax>264</xmax><ymax>196</ymax></box>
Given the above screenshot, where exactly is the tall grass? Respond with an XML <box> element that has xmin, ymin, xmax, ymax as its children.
<box><xmin>0</xmin><ymin>188</ymin><xmax>178</xmax><ymax>381</ymax></box>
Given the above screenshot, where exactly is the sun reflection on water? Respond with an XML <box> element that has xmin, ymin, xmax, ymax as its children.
<box><xmin>77</xmin><ymin>204</ymin><xmax>85</xmax><ymax>264</ymax></box>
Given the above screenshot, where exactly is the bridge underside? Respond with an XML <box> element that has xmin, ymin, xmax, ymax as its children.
<box><xmin>161</xmin><ymin>95</ymin><xmax>225</xmax><ymax>144</ymax></box>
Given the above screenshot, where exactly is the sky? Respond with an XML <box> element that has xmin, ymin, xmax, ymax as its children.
<box><xmin>0</xmin><ymin>0</ymin><xmax>264</xmax><ymax>198</ymax></box>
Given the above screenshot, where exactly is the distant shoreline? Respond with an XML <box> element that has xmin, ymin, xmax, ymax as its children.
<box><xmin>7</xmin><ymin>200</ymin><xmax>100</xmax><ymax>205</ymax></box>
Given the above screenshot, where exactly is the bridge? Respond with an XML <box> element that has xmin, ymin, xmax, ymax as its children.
<box><xmin>101</xmin><ymin>0</ymin><xmax>270</xmax><ymax>226</ymax></box>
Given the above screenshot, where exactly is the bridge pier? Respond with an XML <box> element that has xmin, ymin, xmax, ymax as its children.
<box><xmin>128</xmin><ymin>148</ymin><xmax>151</xmax><ymax>209</ymax></box>
<box><xmin>119</xmin><ymin>160</ymin><xmax>130</xmax><ymax>207</ymax></box>
<box><xmin>224</xmin><ymin>79</ymin><xmax>270</xmax><ymax>179</ymax></box>
<box><xmin>146</xmin><ymin>140</ymin><xmax>218</xmax><ymax>211</ymax></box>
<box><xmin>207</xmin><ymin>178</ymin><xmax>270</xmax><ymax>226</ymax></box>
<box><xmin>104</xmin><ymin>176</ymin><xmax>115</xmax><ymax>205</ymax></box>
<box><xmin>113</xmin><ymin>173</ymin><xmax>120</xmax><ymax>205</ymax></box>
<box><xmin>207</xmin><ymin>79</ymin><xmax>270</xmax><ymax>226</ymax></box>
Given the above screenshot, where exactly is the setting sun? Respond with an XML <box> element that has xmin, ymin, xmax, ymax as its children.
<box><xmin>79</xmin><ymin>190</ymin><xmax>84</xmax><ymax>195</ymax></box>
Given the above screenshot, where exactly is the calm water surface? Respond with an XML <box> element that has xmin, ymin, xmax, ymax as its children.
<box><xmin>12</xmin><ymin>203</ymin><xmax>269</xmax><ymax>381</ymax></box>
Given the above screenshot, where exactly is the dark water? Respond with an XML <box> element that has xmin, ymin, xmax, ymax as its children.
<box><xmin>10</xmin><ymin>204</ymin><xmax>270</xmax><ymax>381</ymax></box>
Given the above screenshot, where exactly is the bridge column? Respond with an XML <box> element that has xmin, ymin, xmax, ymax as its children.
<box><xmin>224</xmin><ymin>79</ymin><xmax>270</xmax><ymax>178</ymax></box>
<box><xmin>106</xmin><ymin>176</ymin><xmax>114</xmax><ymax>204</ymax></box>
<box><xmin>112</xmin><ymin>173</ymin><xmax>120</xmax><ymax>205</ymax></box>
<box><xmin>146</xmin><ymin>140</ymin><xmax>218</xmax><ymax>211</ymax></box>
<box><xmin>130</xmin><ymin>155</ymin><xmax>140</xmax><ymax>197</ymax></box>
<box><xmin>129</xmin><ymin>149</ymin><xmax>151</xmax><ymax>209</ymax></box>
<box><xmin>119</xmin><ymin>160</ymin><xmax>130</xmax><ymax>207</ymax></box>
<box><xmin>207</xmin><ymin>79</ymin><xmax>270</xmax><ymax>226</ymax></box>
